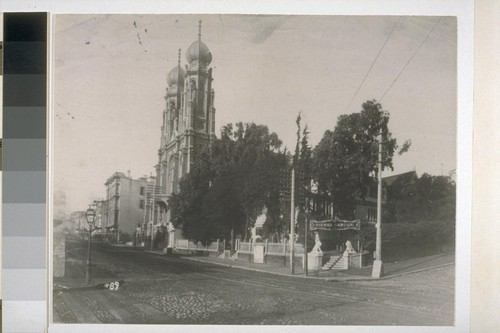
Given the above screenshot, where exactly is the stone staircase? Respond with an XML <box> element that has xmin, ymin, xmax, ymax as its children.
<box><xmin>322</xmin><ymin>253</ymin><xmax>348</xmax><ymax>271</ymax></box>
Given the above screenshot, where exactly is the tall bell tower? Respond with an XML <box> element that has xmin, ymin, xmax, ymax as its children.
<box><xmin>183</xmin><ymin>20</ymin><xmax>216</xmax><ymax>172</ymax></box>
<box><xmin>154</xmin><ymin>21</ymin><xmax>216</xmax><ymax>222</ymax></box>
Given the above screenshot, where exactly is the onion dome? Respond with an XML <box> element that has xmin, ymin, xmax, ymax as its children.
<box><xmin>185</xmin><ymin>20</ymin><xmax>212</xmax><ymax>65</ymax></box>
<box><xmin>185</xmin><ymin>40</ymin><xmax>212</xmax><ymax>65</ymax></box>
<box><xmin>167</xmin><ymin>65</ymin><xmax>185</xmax><ymax>86</ymax></box>
<box><xmin>167</xmin><ymin>49</ymin><xmax>185</xmax><ymax>86</ymax></box>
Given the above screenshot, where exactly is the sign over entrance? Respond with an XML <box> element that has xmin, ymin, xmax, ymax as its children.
<box><xmin>310</xmin><ymin>219</ymin><xmax>361</xmax><ymax>231</ymax></box>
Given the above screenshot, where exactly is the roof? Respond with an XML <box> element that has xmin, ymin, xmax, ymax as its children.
<box><xmin>382</xmin><ymin>170</ymin><xmax>417</xmax><ymax>187</ymax></box>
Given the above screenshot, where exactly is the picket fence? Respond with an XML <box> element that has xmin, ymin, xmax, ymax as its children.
<box><xmin>173</xmin><ymin>238</ymin><xmax>304</xmax><ymax>256</ymax></box>
<box><xmin>237</xmin><ymin>240</ymin><xmax>304</xmax><ymax>255</ymax></box>
<box><xmin>174</xmin><ymin>239</ymin><xmax>224</xmax><ymax>252</ymax></box>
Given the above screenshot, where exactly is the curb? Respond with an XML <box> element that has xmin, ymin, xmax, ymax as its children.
<box><xmin>182</xmin><ymin>256</ymin><xmax>454</xmax><ymax>282</ymax></box>
<box><xmin>182</xmin><ymin>257</ymin><xmax>363</xmax><ymax>281</ymax></box>
<box><xmin>368</xmin><ymin>262</ymin><xmax>455</xmax><ymax>281</ymax></box>
<box><xmin>144</xmin><ymin>250</ymin><xmax>166</xmax><ymax>255</ymax></box>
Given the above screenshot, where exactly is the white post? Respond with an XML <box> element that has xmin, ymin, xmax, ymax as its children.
<box><xmin>150</xmin><ymin>222</ymin><xmax>154</xmax><ymax>251</ymax></box>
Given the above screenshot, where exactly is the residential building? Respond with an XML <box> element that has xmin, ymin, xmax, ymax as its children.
<box><xmin>102</xmin><ymin>171</ymin><xmax>150</xmax><ymax>241</ymax></box>
<box><xmin>355</xmin><ymin>170</ymin><xmax>418</xmax><ymax>222</ymax></box>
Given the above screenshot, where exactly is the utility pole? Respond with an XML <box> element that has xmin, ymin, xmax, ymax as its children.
<box><xmin>290</xmin><ymin>168</ymin><xmax>295</xmax><ymax>275</ymax></box>
<box><xmin>372</xmin><ymin>128</ymin><xmax>384</xmax><ymax>278</ymax></box>
<box><xmin>151</xmin><ymin>186</ymin><xmax>155</xmax><ymax>251</ymax></box>
<box><xmin>304</xmin><ymin>198</ymin><xmax>309</xmax><ymax>276</ymax></box>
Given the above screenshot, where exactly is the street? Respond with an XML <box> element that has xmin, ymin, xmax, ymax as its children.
<box><xmin>53</xmin><ymin>240</ymin><xmax>454</xmax><ymax>325</ymax></box>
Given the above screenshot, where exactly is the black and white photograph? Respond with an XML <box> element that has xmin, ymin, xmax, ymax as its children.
<box><xmin>52</xmin><ymin>14</ymin><xmax>458</xmax><ymax>327</ymax></box>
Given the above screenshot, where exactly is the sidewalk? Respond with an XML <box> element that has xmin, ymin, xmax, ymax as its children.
<box><xmin>180</xmin><ymin>252</ymin><xmax>455</xmax><ymax>281</ymax></box>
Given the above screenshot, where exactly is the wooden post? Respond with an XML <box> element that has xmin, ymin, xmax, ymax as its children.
<box><xmin>283</xmin><ymin>239</ymin><xmax>287</xmax><ymax>267</ymax></box>
<box><xmin>265</xmin><ymin>239</ymin><xmax>269</xmax><ymax>264</ymax></box>
<box><xmin>305</xmin><ymin>213</ymin><xmax>308</xmax><ymax>276</ymax></box>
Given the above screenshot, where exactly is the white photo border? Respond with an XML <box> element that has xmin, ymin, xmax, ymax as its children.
<box><xmin>1</xmin><ymin>0</ymin><xmax>472</xmax><ymax>332</ymax></box>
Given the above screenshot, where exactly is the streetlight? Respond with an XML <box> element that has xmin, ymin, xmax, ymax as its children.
<box><xmin>85</xmin><ymin>204</ymin><xmax>96</xmax><ymax>285</ymax></box>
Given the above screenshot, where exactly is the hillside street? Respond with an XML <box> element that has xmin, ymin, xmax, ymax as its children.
<box><xmin>53</xmin><ymin>239</ymin><xmax>454</xmax><ymax>325</ymax></box>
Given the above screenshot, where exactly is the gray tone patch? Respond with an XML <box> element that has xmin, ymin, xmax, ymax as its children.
<box><xmin>3</xmin><ymin>203</ymin><xmax>46</xmax><ymax>237</ymax></box>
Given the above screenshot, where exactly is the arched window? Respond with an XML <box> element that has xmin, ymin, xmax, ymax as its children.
<box><xmin>189</xmin><ymin>80</ymin><xmax>197</xmax><ymax>102</ymax></box>
<box><xmin>168</xmin><ymin>155</ymin><xmax>176</xmax><ymax>194</ymax></box>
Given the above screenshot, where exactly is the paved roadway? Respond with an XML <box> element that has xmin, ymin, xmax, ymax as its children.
<box><xmin>53</xmin><ymin>240</ymin><xmax>454</xmax><ymax>325</ymax></box>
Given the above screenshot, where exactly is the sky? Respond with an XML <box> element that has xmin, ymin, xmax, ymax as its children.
<box><xmin>53</xmin><ymin>14</ymin><xmax>457</xmax><ymax>215</ymax></box>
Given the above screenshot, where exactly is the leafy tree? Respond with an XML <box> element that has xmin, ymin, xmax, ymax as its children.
<box><xmin>169</xmin><ymin>122</ymin><xmax>286</xmax><ymax>246</ymax></box>
<box><xmin>292</xmin><ymin>114</ymin><xmax>315</xmax><ymax>249</ymax></box>
<box><xmin>360</xmin><ymin>219</ymin><xmax>454</xmax><ymax>261</ymax></box>
<box><xmin>312</xmin><ymin>100</ymin><xmax>408</xmax><ymax>219</ymax></box>
<box><xmin>388</xmin><ymin>173</ymin><xmax>455</xmax><ymax>223</ymax></box>
<box><xmin>222</xmin><ymin>122</ymin><xmax>284</xmax><ymax>241</ymax></box>
<box><xmin>168</xmin><ymin>151</ymin><xmax>216</xmax><ymax>245</ymax></box>
<box><xmin>295</xmin><ymin>115</ymin><xmax>313</xmax><ymax>210</ymax></box>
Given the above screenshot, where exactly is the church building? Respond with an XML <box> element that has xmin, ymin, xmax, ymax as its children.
<box><xmin>145</xmin><ymin>21</ymin><xmax>216</xmax><ymax>248</ymax></box>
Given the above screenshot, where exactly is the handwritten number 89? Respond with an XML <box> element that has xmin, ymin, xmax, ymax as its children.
<box><xmin>109</xmin><ymin>281</ymin><xmax>120</xmax><ymax>290</ymax></box>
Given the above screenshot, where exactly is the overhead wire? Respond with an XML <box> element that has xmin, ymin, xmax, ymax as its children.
<box><xmin>344</xmin><ymin>16</ymin><xmax>401</xmax><ymax>112</ymax></box>
<box><xmin>379</xmin><ymin>17</ymin><xmax>442</xmax><ymax>102</ymax></box>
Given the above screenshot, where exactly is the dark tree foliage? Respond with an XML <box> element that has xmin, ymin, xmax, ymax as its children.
<box><xmin>387</xmin><ymin>173</ymin><xmax>456</xmax><ymax>223</ymax></box>
<box><xmin>168</xmin><ymin>122</ymin><xmax>286</xmax><ymax>245</ymax></box>
<box><xmin>293</xmin><ymin>114</ymin><xmax>315</xmax><ymax>250</ymax></box>
<box><xmin>312</xmin><ymin>100</ymin><xmax>405</xmax><ymax>219</ymax></box>
<box><xmin>360</xmin><ymin>219</ymin><xmax>455</xmax><ymax>261</ymax></box>
<box><xmin>168</xmin><ymin>150</ymin><xmax>215</xmax><ymax>245</ymax></box>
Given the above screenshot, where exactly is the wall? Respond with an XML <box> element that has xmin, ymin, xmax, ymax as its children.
<box><xmin>118</xmin><ymin>177</ymin><xmax>147</xmax><ymax>235</ymax></box>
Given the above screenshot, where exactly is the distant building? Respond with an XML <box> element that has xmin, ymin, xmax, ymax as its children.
<box><xmin>102</xmin><ymin>171</ymin><xmax>151</xmax><ymax>240</ymax></box>
<box><xmin>70</xmin><ymin>211</ymin><xmax>86</xmax><ymax>235</ymax></box>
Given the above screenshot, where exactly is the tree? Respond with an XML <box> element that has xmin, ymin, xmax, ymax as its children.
<box><xmin>168</xmin><ymin>149</ymin><xmax>216</xmax><ymax>245</ymax></box>
<box><xmin>388</xmin><ymin>173</ymin><xmax>455</xmax><ymax>223</ymax></box>
<box><xmin>292</xmin><ymin>114</ymin><xmax>315</xmax><ymax>249</ymax></box>
<box><xmin>221</xmin><ymin>122</ymin><xmax>284</xmax><ymax>241</ymax></box>
<box><xmin>294</xmin><ymin>114</ymin><xmax>313</xmax><ymax>210</ymax></box>
<box><xmin>312</xmin><ymin>100</ymin><xmax>408</xmax><ymax>219</ymax></box>
<box><xmin>169</xmin><ymin>122</ymin><xmax>286</xmax><ymax>246</ymax></box>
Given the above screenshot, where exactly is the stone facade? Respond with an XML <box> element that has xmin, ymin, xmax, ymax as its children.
<box><xmin>152</xmin><ymin>22</ymin><xmax>216</xmax><ymax>227</ymax></box>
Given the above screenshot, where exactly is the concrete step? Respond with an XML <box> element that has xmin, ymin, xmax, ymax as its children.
<box><xmin>322</xmin><ymin>255</ymin><xmax>348</xmax><ymax>271</ymax></box>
